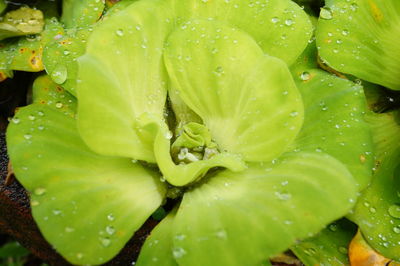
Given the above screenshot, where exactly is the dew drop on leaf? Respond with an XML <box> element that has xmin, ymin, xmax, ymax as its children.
<box><xmin>393</xmin><ymin>226</ymin><xmax>400</xmax><ymax>234</ymax></box>
<box><xmin>388</xmin><ymin>204</ymin><xmax>400</xmax><ymax>218</ymax></box>
<box><xmin>172</xmin><ymin>247</ymin><xmax>187</xmax><ymax>259</ymax></box>
<box><xmin>115</xmin><ymin>29</ymin><xmax>124</xmax><ymax>37</ymax></box>
<box><xmin>300</xmin><ymin>71</ymin><xmax>310</xmax><ymax>81</ymax></box>
<box><xmin>329</xmin><ymin>223</ymin><xmax>338</xmax><ymax>232</ymax></box>
<box><xmin>52</xmin><ymin>209</ymin><xmax>62</xmax><ymax>216</ymax></box>
<box><xmin>107</xmin><ymin>214</ymin><xmax>115</xmax><ymax>221</ymax></box>
<box><xmin>34</xmin><ymin>187</ymin><xmax>46</xmax><ymax>196</ymax></box>
<box><xmin>215</xmin><ymin>229</ymin><xmax>227</xmax><ymax>239</ymax></box>
<box><xmin>100</xmin><ymin>237</ymin><xmax>111</xmax><ymax>247</ymax></box>
<box><xmin>338</xmin><ymin>246</ymin><xmax>348</xmax><ymax>254</ymax></box>
<box><xmin>106</xmin><ymin>225</ymin><xmax>115</xmax><ymax>235</ymax></box>
<box><xmin>271</xmin><ymin>17</ymin><xmax>279</xmax><ymax>24</ymax></box>
<box><xmin>320</xmin><ymin>8</ymin><xmax>333</xmax><ymax>20</ymax></box>
<box><xmin>51</xmin><ymin>65</ymin><xmax>68</xmax><ymax>84</ymax></box>
<box><xmin>284</xmin><ymin>19</ymin><xmax>293</xmax><ymax>26</ymax></box>
<box><xmin>31</xmin><ymin>200</ymin><xmax>39</xmax><ymax>206</ymax></box>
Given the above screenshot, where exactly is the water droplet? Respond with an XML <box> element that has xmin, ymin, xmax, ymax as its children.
<box><xmin>55</xmin><ymin>102</ymin><xmax>63</xmax><ymax>108</ymax></box>
<box><xmin>388</xmin><ymin>204</ymin><xmax>400</xmax><ymax>218</ymax></box>
<box><xmin>213</xmin><ymin>66</ymin><xmax>224</xmax><ymax>76</ymax></box>
<box><xmin>175</xmin><ymin>234</ymin><xmax>186</xmax><ymax>241</ymax></box>
<box><xmin>164</xmin><ymin>131</ymin><xmax>173</xmax><ymax>139</ymax></box>
<box><xmin>65</xmin><ymin>227</ymin><xmax>75</xmax><ymax>233</ymax></box>
<box><xmin>271</xmin><ymin>17</ymin><xmax>279</xmax><ymax>24</ymax></box>
<box><xmin>369</xmin><ymin>207</ymin><xmax>376</xmax><ymax>213</ymax></box>
<box><xmin>304</xmin><ymin>247</ymin><xmax>316</xmax><ymax>256</ymax></box>
<box><xmin>31</xmin><ymin>200</ymin><xmax>40</xmax><ymax>206</ymax></box>
<box><xmin>393</xmin><ymin>226</ymin><xmax>400</xmax><ymax>234</ymax></box>
<box><xmin>320</xmin><ymin>8</ymin><xmax>333</xmax><ymax>20</ymax></box>
<box><xmin>63</xmin><ymin>50</ymin><xmax>70</xmax><ymax>56</ymax></box>
<box><xmin>290</xmin><ymin>111</ymin><xmax>299</xmax><ymax>117</ymax></box>
<box><xmin>107</xmin><ymin>214</ymin><xmax>115</xmax><ymax>221</ymax></box>
<box><xmin>52</xmin><ymin>209</ymin><xmax>62</xmax><ymax>216</ymax></box>
<box><xmin>51</xmin><ymin>65</ymin><xmax>67</xmax><ymax>84</ymax></box>
<box><xmin>275</xmin><ymin>191</ymin><xmax>291</xmax><ymax>201</ymax></box>
<box><xmin>284</xmin><ymin>19</ymin><xmax>293</xmax><ymax>26</ymax></box>
<box><xmin>215</xmin><ymin>230</ymin><xmax>227</xmax><ymax>239</ymax></box>
<box><xmin>115</xmin><ymin>29</ymin><xmax>124</xmax><ymax>37</ymax></box>
<box><xmin>342</xmin><ymin>29</ymin><xmax>349</xmax><ymax>36</ymax></box>
<box><xmin>350</xmin><ymin>3</ymin><xmax>358</xmax><ymax>11</ymax></box>
<box><xmin>106</xmin><ymin>226</ymin><xmax>115</xmax><ymax>235</ymax></box>
<box><xmin>34</xmin><ymin>187</ymin><xmax>46</xmax><ymax>196</ymax></box>
<box><xmin>338</xmin><ymin>246</ymin><xmax>347</xmax><ymax>254</ymax></box>
<box><xmin>28</xmin><ymin>115</ymin><xmax>36</xmax><ymax>121</ymax></box>
<box><xmin>37</xmin><ymin>111</ymin><xmax>44</xmax><ymax>116</ymax></box>
<box><xmin>24</xmin><ymin>134</ymin><xmax>32</xmax><ymax>140</ymax></box>
<box><xmin>11</xmin><ymin>117</ymin><xmax>20</xmax><ymax>124</ymax></box>
<box><xmin>300</xmin><ymin>71</ymin><xmax>311</xmax><ymax>81</ymax></box>
<box><xmin>172</xmin><ymin>247</ymin><xmax>187</xmax><ymax>259</ymax></box>
<box><xmin>329</xmin><ymin>224</ymin><xmax>338</xmax><ymax>232</ymax></box>
<box><xmin>100</xmin><ymin>237</ymin><xmax>111</xmax><ymax>247</ymax></box>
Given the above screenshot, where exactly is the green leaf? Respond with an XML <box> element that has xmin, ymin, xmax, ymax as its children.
<box><xmin>316</xmin><ymin>0</ymin><xmax>400</xmax><ymax>90</ymax></box>
<box><xmin>136</xmin><ymin>210</ymin><xmax>178</xmax><ymax>266</ymax></box>
<box><xmin>77</xmin><ymin>0</ymin><xmax>175</xmax><ymax>162</ymax></box>
<box><xmin>61</xmin><ymin>0</ymin><xmax>105</xmax><ymax>28</ymax></box>
<box><xmin>351</xmin><ymin>112</ymin><xmax>400</xmax><ymax>260</ymax></box>
<box><xmin>291</xmin><ymin>219</ymin><xmax>357</xmax><ymax>265</ymax></box>
<box><xmin>364</xmin><ymin>112</ymin><xmax>400</xmax><ymax>160</ymax></box>
<box><xmin>290</xmin><ymin>44</ymin><xmax>374</xmax><ymax>190</ymax></box>
<box><xmin>0</xmin><ymin>18</ymin><xmax>64</xmax><ymax>73</ymax></box>
<box><xmin>43</xmin><ymin>27</ymin><xmax>92</xmax><ymax>96</ymax></box>
<box><xmin>0</xmin><ymin>7</ymin><xmax>44</xmax><ymax>41</ymax></box>
<box><xmin>0</xmin><ymin>0</ymin><xmax>6</xmax><ymax>15</ymax></box>
<box><xmin>164</xmin><ymin>19</ymin><xmax>303</xmax><ymax>162</ymax></box>
<box><xmin>7</xmin><ymin>79</ymin><xmax>166</xmax><ymax>265</ymax></box>
<box><xmin>0</xmin><ymin>242</ymin><xmax>29</xmax><ymax>259</ymax></box>
<box><xmin>170</xmin><ymin>152</ymin><xmax>357</xmax><ymax>266</ymax></box>
<box><xmin>170</xmin><ymin>0</ymin><xmax>313</xmax><ymax>65</ymax></box>
<box><xmin>32</xmin><ymin>74</ymin><xmax>77</xmax><ymax>113</ymax></box>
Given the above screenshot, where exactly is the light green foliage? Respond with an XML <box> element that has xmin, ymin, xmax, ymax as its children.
<box><xmin>43</xmin><ymin>28</ymin><xmax>92</xmax><ymax>95</ymax></box>
<box><xmin>0</xmin><ymin>7</ymin><xmax>44</xmax><ymax>41</ymax></box>
<box><xmin>168</xmin><ymin>152</ymin><xmax>356</xmax><ymax>266</ymax></box>
<box><xmin>61</xmin><ymin>0</ymin><xmax>105</xmax><ymax>28</ymax></box>
<box><xmin>351</xmin><ymin>112</ymin><xmax>400</xmax><ymax>260</ymax></box>
<box><xmin>290</xmin><ymin>43</ymin><xmax>374</xmax><ymax>190</ymax></box>
<box><xmin>164</xmin><ymin>19</ymin><xmax>303</xmax><ymax>163</ymax></box>
<box><xmin>7</xmin><ymin>75</ymin><xmax>166</xmax><ymax>265</ymax></box>
<box><xmin>0</xmin><ymin>1</ymin><xmax>6</xmax><ymax>15</ymax></box>
<box><xmin>136</xmin><ymin>210</ymin><xmax>178</xmax><ymax>266</ymax></box>
<box><xmin>0</xmin><ymin>18</ymin><xmax>64</xmax><ymax>73</ymax></box>
<box><xmin>317</xmin><ymin>0</ymin><xmax>400</xmax><ymax>90</ymax></box>
<box><xmin>291</xmin><ymin>219</ymin><xmax>357</xmax><ymax>265</ymax></box>
<box><xmin>5</xmin><ymin>0</ymin><xmax>377</xmax><ymax>265</ymax></box>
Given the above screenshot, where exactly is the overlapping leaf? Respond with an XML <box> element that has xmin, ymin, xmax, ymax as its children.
<box><xmin>7</xmin><ymin>75</ymin><xmax>166</xmax><ymax>265</ymax></box>
<box><xmin>317</xmin><ymin>0</ymin><xmax>400</xmax><ymax>90</ymax></box>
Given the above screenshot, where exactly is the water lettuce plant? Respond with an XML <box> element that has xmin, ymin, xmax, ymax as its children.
<box><xmin>5</xmin><ymin>0</ymin><xmax>400</xmax><ymax>264</ymax></box>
